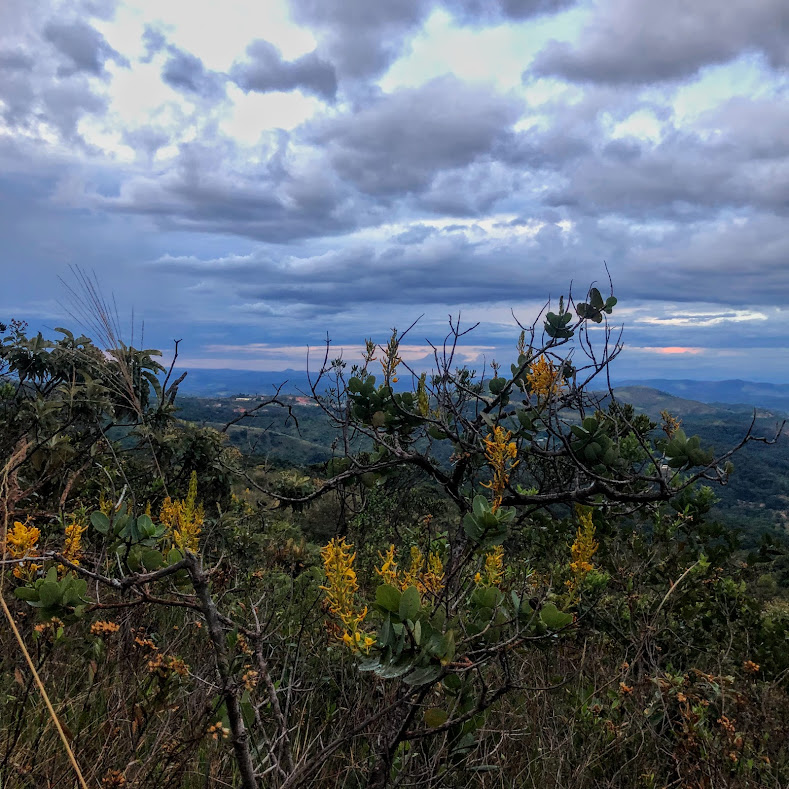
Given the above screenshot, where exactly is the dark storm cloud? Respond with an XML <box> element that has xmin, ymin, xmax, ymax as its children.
<box><xmin>150</xmin><ymin>202</ymin><xmax>789</xmax><ymax>321</ymax></box>
<box><xmin>445</xmin><ymin>0</ymin><xmax>576</xmax><ymax>23</ymax></box>
<box><xmin>287</xmin><ymin>0</ymin><xmax>578</xmax><ymax>83</ymax></box>
<box><xmin>0</xmin><ymin>17</ymin><xmax>111</xmax><ymax>144</ymax></box>
<box><xmin>42</xmin><ymin>78</ymin><xmax>108</xmax><ymax>140</ymax></box>
<box><xmin>623</xmin><ymin>213</ymin><xmax>789</xmax><ymax>303</ymax></box>
<box><xmin>43</xmin><ymin>19</ymin><xmax>128</xmax><ymax>76</ymax></box>
<box><xmin>310</xmin><ymin>76</ymin><xmax>523</xmax><ymax>196</ymax></box>
<box><xmin>0</xmin><ymin>49</ymin><xmax>34</xmax><ymax>71</ymax></box>
<box><xmin>91</xmin><ymin>136</ymin><xmax>376</xmax><ymax>242</ymax></box>
<box><xmin>90</xmin><ymin>77</ymin><xmax>525</xmax><ymax>239</ymax></box>
<box><xmin>162</xmin><ymin>48</ymin><xmax>225</xmax><ymax>99</ymax></box>
<box><xmin>121</xmin><ymin>127</ymin><xmax>172</xmax><ymax>161</ymax></box>
<box><xmin>537</xmin><ymin>100</ymin><xmax>789</xmax><ymax>219</ymax></box>
<box><xmin>288</xmin><ymin>0</ymin><xmax>427</xmax><ymax>80</ymax></box>
<box><xmin>417</xmin><ymin>161</ymin><xmax>521</xmax><ymax>216</ymax></box>
<box><xmin>478</xmin><ymin>84</ymin><xmax>789</xmax><ymax>221</ymax></box>
<box><xmin>533</xmin><ymin>0</ymin><xmax>789</xmax><ymax>84</ymax></box>
<box><xmin>230</xmin><ymin>40</ymin><xmax>337</xmax><ymax>100</ymax></box>
<box><xmin>152</xmin><ymin>223</ymin><xmax>591</xmax><ymax>315</ymax></box>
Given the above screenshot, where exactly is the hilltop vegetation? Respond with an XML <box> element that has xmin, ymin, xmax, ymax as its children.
<box><xmin>2</xmin><ymin>293</ymin><xmax>789</xmax><ymax>789</ymax></box>
<box><xmin>177</xmin><ymin>384</ymin><xmax>789</xmax><ymax>545</ymax></box>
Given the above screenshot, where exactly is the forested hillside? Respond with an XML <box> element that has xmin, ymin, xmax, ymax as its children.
<box><xmin>176</xmin><ymin>384</ymin><xmax>789</xmax><ymax>545</ymax></box>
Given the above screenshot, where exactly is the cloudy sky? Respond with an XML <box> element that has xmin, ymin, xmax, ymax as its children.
<box><xmin>2</xmin><ymin>0</ymin><xmax>788</xmax><ymax>381</ymax></box>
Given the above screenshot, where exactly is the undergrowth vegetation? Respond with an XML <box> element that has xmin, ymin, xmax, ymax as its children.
<box><xmin>1</xmin><ymin>285</ymin><xmax>789</xmax><ymax>788</ymax></box>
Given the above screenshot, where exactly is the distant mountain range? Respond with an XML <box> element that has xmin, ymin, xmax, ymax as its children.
<box><xmin>173</xmin><ymin>369</ymin><xmax>313</xmax><ymax>397</ymax></box>
<box><xmin>175</xmin><ymin>369</ymin><xmax>789</xmax><ymax>414</ymax></box>
<box><xmin>613</xmin><ymin>379</ymin><xmax>789</xmax><ymax>413</ymax></box>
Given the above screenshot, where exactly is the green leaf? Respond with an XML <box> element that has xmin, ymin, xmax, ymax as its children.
<box><xmin>404</xmin><ymin>665</ymin><xmax>442</xmax><ymax>686</ymax></box>
<box><xmin>141</xmin><ymin>549</ymin><xmax>163</xmax><ymax>571</ymax></box>
<box><xmin>472</xmin><ymin>586</ymin><xmax>499</xmax><ymax>610</ymax></box>
<box><xmin>90</xmin><ymin>511</ymin><xmax>110</xmax><ymax>534</ymax></box>
<box><xmin>438</xmin><ymin>630</ymin><xmax>456</xmax><ymax>665</ymax></box>
<box><xmin>472</xmin><ymin>495</ymin><xmax>488</xmax><ymax>518</ymax></box>
<box><xmin>424</xmin><ymin>708</ymin><xmax>449</xmax><ymax>728</ymax></box>
<box><xmin>358</xmin><ymin>657</ymin><xmax>381</xmax><ymax>672</ymax></box>
<box><xmin>38</xmin><ymin>582</ymin><xmax>61</xmax><ymax>608</ymax></box>
<box><xmin>379</xmin><ymin>617</ymin><xmax>392</xmax><ymax>647</ymax></box>
<box><xmin>136</xmin><ymin>514</ymin><xmax>155</xmax><ymax>538</ymax></box>
<box><xmin>376</xmin><ymin>584</ymin><xmax>402</xmax><ymax>613</ymax></box>
<box><xmin>540</xmin><ymin>603</ymin><xmax>573</xmax><ymax>630</ymax></box>
<box><xmin>376</xmin><ymin>658</ymin><xmax>414</xmax><ymax>679</ymax></box>
<box><xmin>399</xmin><ymin>586</ymin><xmax>421</xmax><ymax>621</ymax></box>
<box><xmin>126</xmin><ymin>548</ymin><xmax>142</xmax><ymax>573</ymax></box>
<box><xmin>14</xmin><ymin>586</ymin><xmax>38</xmax><ymax>601</ymax></box>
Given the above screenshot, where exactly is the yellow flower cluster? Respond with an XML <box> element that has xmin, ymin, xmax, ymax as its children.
<box><xmin>526</xmin><ymin>355</ymin><xmax>564</xmax><ymax>402</ymax></box>
<box><xmin>5</xmin><ymin>520</ymin><xmax>41</xmax><ymax>580</ymax></box>
<box><xmin>321</xmin><ymin>537</ymin><xmax>374</xmax><ymax>653</ymax></box>
<box><xmin>147</xmin><ymin>653</ymin><xmax>190</xmax><ymax>679</ymax></box>
<box><xmin>91</xmin><ymin>620</ymin><xmax>120</xmax><ymax>637</ymax></box>
<box><xmin>101</xmin><ymin>769</ymin><xmax>127</xmax><ymax>788</ymax></box>
<box><xmin>376</xmin><ymin>543</ymin><xmax>445</xmax><ymax>596</ymax></box>
<box><xmin>207</xmin><ymin>721</ymin><xmax>230</xmax><ymax>741</ymax></box>
<box><xmin>58</xmin><ymin>519</ymin><xmax>87</xmax><ymax>576</ymax></box>
<box><xmin>566</xmin><ymin>506</ymin><xmax>598</xmax><ymax>599</ymax></box>
<box><xmin>63</xmin><ymin>520</ymin><xmax>86</xmax><ymax>564</ymax></box>
<box><xmin>660</xmin><ymin>409</ymin><xmax>682</xmax><ymax>439</ymax></box>
<box><xmin>376</xmin><ymin>544</ymin><xmax>399</xmax><ymax>586</ymax></box>
<box><xmin>482</xmin><ymin>426</ymin><xmax>519</xmax><ymax>512</ymax></box>
<box><xmin>159</xmin><ymin>471</ymin><xmax>203</xmax><ymax>553</ymax></box>
<box><xmin>475</xmin><ymin>545</ymin><xmax>505</xmax><ymax>587</ymax></box>
<box><xmin>99</xmin><ymin>492</ymin><xmax>115</xmax><ymax>516</ymax></box>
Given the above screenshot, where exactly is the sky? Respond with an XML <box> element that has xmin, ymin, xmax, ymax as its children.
<box><xmin>1</xmin><ymin>0</ymin><xmax>789</xmax><ymax>381</ymax></box>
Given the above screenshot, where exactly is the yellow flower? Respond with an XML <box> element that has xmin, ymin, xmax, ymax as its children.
<box><xmin>375</xmin><ymin>543</ymin><xmax>445</xmax><ymax>596</ymax></box>
<box><xmin>5</xmin><ymin>521</ymin><xmax>41</xmax><ymax>581</ymax></box>
<box><xmin>475</xmin><ymin>545</ymin><xmax>504</xmax><ymax>587</ymax></box>
<box><xmin>660</xmin><ymin>409</ymin><xmax>682</xmax><ymax>440</ymax></box>
<box><xmin>482</xmin><ymin>426</ymin><xmax>519</xmax><ymax>512</ymax></box>
<box><xmin>159</xmin><ymin>471</ymin><xmax>203</xmax><ymax>553</ymax></box>
<box><xmin>61</xmin><ymin>520</ymin><xmax>86</xmax><ymax>568</ymax></box>
<box><xmin>321</xmin><ymin>537</ymin><xmax>372</xmax><ymax>654</ymax></box>
<box><xmin>147</xmin><ymin>653</ymin><xmax>190</xmax><ymax>679</ymax></box>
<box><xmin>401</xmin><ymin>545</ymin><xmax>425</xmax><ymax>589</ymax></box>
<box><xmin>526</xmin><ymin>355</ymin><xmax>564</xmax><ymax>402</ymax></box>
<box><xmin>421</xmin><ymin>551</ymin><xmax>445</xmax><ymax>596</ymax></box>
<box><xmin>91</xmin><ymin>620</ymin><xmax>120</xmax><ymax>637</ymax></box>
<box><xmin>99</xmin><ymin>492</ymin><xmax>114</xmax><ymax>516</ymax></box>
<box><xmin>376</xmin><ymin>544</ymin><xmax>399</xmax><ymax>586</ymax></box>
<box><xmin>566</xmin><ymin>506</ymin><xmax>598</xmax><ymax>600</ymax></box>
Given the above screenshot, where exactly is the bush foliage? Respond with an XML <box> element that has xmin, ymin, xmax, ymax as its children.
<box><xmin>1</xmin><ymin>290</ymin><xmax>788</xmax><ymax>789</ymax></box>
